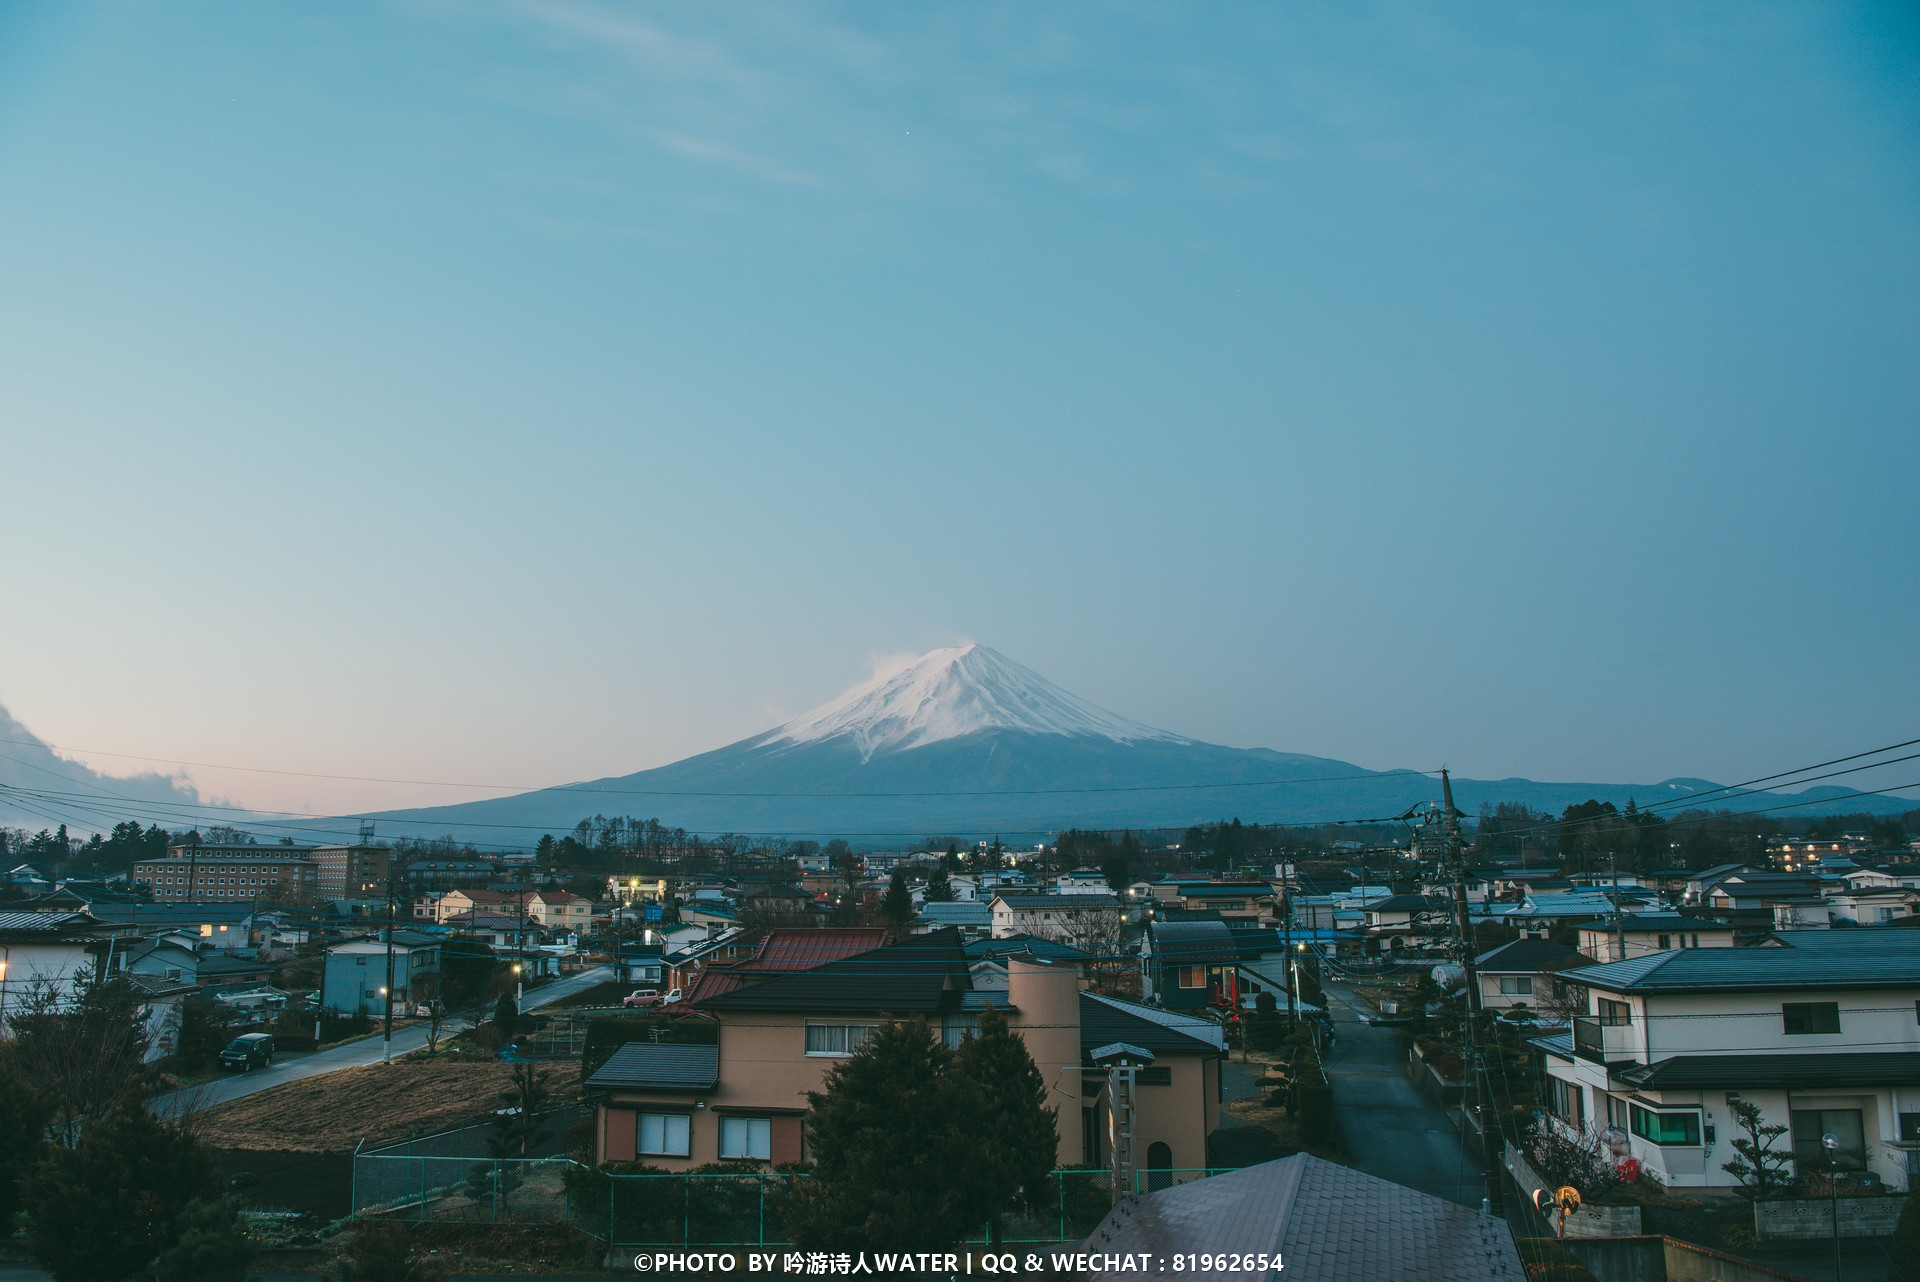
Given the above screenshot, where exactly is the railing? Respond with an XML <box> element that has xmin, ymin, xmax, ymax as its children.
<box><xmin>1570</xmin><ymin>1015</ymin><xmax>1633</xmax><ymax>1060</ymax></box>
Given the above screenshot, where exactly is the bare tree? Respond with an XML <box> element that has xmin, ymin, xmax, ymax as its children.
<box><xmin>1</xmin><ymin>975</ymin><xmax>150</xmax><ymax>1144</ymax></box>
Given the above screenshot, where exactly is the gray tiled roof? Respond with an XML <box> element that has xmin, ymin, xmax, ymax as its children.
<box><xmin>1081</xmin><ymin>1154</ymin><xmax>1525</xmax><ymax>1282</ymax></box>
<box><xmin>1474</xmin><ymin>939</ymin><xmax>1592</xmax><ymax>973</ymax></box>
<box><xmin>1616</xmin><ymin>1051</ymin><xmax>1920</xmax><ymax>1091</ymax></box>
<box><xmin>995</xmin><ymin>894</ymin><xmax>1120</xmax><ymax>910</ymax></box>
<box><xmin>1561</xmin><ymin>933</ymin><xmax>1920</xmax><ymax>993</ymax></box>
<box><xmin>585</xmin><ymin>1043</ymin><xmax>720</xmax><ymax>1092</ymax></box>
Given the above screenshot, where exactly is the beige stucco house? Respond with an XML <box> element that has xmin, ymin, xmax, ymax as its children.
<box><xmin>585</xmin><ymin>928</ymin><xmax>1221</xmax><ymax>1179</ymax></box>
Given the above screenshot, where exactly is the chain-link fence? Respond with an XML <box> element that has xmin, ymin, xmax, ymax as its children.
<box><xmin>350</xmin><ymin>1108</ymin><xmax>592</xmax><ymax>1225</ymax></box>
<box><xmin>567</xmin><ymin>1167</ymin><xmax>1227</xmax><ymax>1249</ymax></box>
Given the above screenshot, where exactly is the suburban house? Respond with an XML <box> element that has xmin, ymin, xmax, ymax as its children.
<box><xmin>989</xmin><ymin>893</ymin><xmax>1121</xmax><ymax>942</ymax></box>
<box><xmin>1472</xmin><ymin>938</ymin><xmax>1591</xmax><ymax>1013</ymax></box>
<box><xmin>912</xmin><ymin>901</ymin><xmax>994</xmax><ymax>936</ymax></box>
<box><xmin>435</xmin><ymin>887</ymin><xmax>527</xmax><ymax>922</ymax></box>
<box><xmin>321</xmin><ymin>932</ymin><xmax>443</xmax><ymax>1015</ymax></box>
<box><xmin>1358</xmin><ymin>894</ymin><xmax>1451</xmax><ymax>949</ymax></box>
<box><xmin>1167</xmin><ymin>883</ymin><xmax>1272</xmax><ymax>924</ymax></box>
<box><xmin>1140</xmin><ymin>919</ymin><xmax>1241</xmax><ymax>1010</ymax></box>
<box><xmin>527</xmin><ymin>889</ymin><xmax>593</xmax><ymax>932</ymax></box>
<box><xmin>584</xmin><ymin>929</ymin><xmax>1223</xmax><ymax>1180</ymax></box>
<box><xmin>1532</xmin><ymin>931</ymin><xmax>1920</xmax><ymax>1192</ymax></box>
<box><xmin>1574</xmin><ymin>913</ymin><xmax>1737</xmax><ymax>963</ymax></box>
<box><xmin>0</xmin><ymin>910</ymin><xmax>121</xmax><ymax>1032</ymax></box>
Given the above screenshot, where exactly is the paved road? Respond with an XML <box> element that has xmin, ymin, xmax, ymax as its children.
<box><xmin>152</xmin><ymin>965</ymin><xmax>613</xmax><ymax>1118</ymax></box>
<box><xmin>1317</xmin><ymin>978</ymin><xmax>1482</xmax><ymax>1207</ymax></box>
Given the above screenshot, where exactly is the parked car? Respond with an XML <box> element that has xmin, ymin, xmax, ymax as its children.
<box><xmin>622</xmin><ymin>988</ymin><xmax>662</xmax><ymax>1008</ymax></box>
<box><xmin>217</xmin><ymin>1032</ymin><xmax>275</xmax><ymax>1072</ymax></box>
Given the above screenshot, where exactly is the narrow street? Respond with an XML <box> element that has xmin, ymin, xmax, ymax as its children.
<box><xmin>1317</xmin><ymin>976</ymin><xmax>1484</xmax><ymax>1208</ymax></box>
<box><xmin>151</xmin><ymin>964</ymin><xmax>613</xmax><ymax>1118</ymax></box>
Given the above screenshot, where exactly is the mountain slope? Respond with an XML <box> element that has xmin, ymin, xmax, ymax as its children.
<box><xmin>350</xmin><ymin>645</ymin><xmax>1916</xmax><ymax>846</ymax></box>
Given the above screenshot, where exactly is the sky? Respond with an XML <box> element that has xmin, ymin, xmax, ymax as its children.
<box><xmin>1</xmin><ymin>1</ymin><xmax>1916</xmax><ymax>822</ymax></box>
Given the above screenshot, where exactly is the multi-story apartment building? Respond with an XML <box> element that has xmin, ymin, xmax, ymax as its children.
<box><xmin>309</xmin><ymin>845</ymin><xmax>390</xmax><ymax>902</ymax></box>
<box><xmin>133</xmin><ymin>844</ymin><xmax>319</xmax><ymax>904</ymax></box>
<box><xmin>1534</xmin><ymin>932</ymin><xmax>1920</xmax><ymax>1192</ymax></box>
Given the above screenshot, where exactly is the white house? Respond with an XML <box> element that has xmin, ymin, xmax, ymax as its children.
<box><xmin>989</xmin><ymin>893</ymin><xmax>1121</xmax><ymax>942</ymax></box>
<box><xmin>1574</xmin><ymin>913</ymin><xmax>1739</xmax><ymax>963</ymax></box>
<box><xmin>0</xmin><ymin>910</ymin><xmax>119</xmax><ymax>1032</ymax></box>
<box><xmin>1533</xmin><ymin>931</ymin><xmax>1920</xmax><ymax>1192</ymax></box>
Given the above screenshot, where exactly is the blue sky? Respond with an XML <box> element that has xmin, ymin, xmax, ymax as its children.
<box><xmin>2</xmin><ymin>1</ymin><xmax>1916</xmax><ymax>817</ymax></box>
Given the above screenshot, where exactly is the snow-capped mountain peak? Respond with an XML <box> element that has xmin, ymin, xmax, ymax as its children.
<box><xmin>759</xmin><ymin>643</ymin><xmax>1188</xmax><ymax>761</ymax></box>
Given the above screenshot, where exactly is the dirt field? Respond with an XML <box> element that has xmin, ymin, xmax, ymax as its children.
<box><xmin>192</xmin><ymin>1058</ymin><xmax>526</xmax><ymax>1152</ymax></box>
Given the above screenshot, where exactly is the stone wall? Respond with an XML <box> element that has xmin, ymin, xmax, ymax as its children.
<box><xmin>1507</xmin><ymin>1144</ymin><xmax>1645</xmax><ymax>1237</ymax></box>
<box><xmin>1751</xmin><ymin>1192</ymin><xmax>1906</xmax><ymax>1242</ymax></box>
<box><xmin>1559</xmin><ymin>1236</ymin><xmax>1810</xmax><ymax>1282</ymax></box>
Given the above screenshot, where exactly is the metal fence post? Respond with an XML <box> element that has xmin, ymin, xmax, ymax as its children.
<box><xmin>418</xmin><ymin>1158</ymin><xmax>426</xmax><ymax>1221</ymax></box>
<box><xmin>493</xmin><ymin>1160</ymin><xmax>500</xmax><ymax>1223</ymax></box>
<box><xmin>758</xmin><ymin>1175</ymin><xmax>766</xmax><ymax>1245</ymax></box>
<box><xmin>683</xmin><ymin>1176</ymin><xmax>691</xmax><ymax>1245</ymax></box>
<box><xmin>1058</xmin><ymin>1173</ymin><xmax>1065</xmax><ymax>1242</ymax></box>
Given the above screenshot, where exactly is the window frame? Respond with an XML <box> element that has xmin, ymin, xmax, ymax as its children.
<box><xmin>1497</xmin><ymin>976</ymin><xmax>1534</xmax><ymax>996</ymax></box>
<box><xmin>1782</xmin><ymin>1002</ymin><xmax>1841</xmax><ymax>1035</ymax></box>
<box><xmin>1629</xmin><ymin>1102</ymin><xmax>1702</xmax><ymax>1147</ymax></box>
<box><xmin>718</xmin><ymin>1115</ymin><xmax>772</xmax><ymax>1161</ymax></box>
<box><xmin>804</xmin><ymin>1023</ymin><xmax>878</xmax><ymax>1057</ymax></box>
<box><xmin>637</xmin><ymin>1112</ymin><xmax>691</xmax><ymax>1158</ymax></box>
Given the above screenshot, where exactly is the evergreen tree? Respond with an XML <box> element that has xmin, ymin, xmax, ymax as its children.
<box><xmin>923</xmin><ymin>872</ymin><xmax>956</xmax><ymax>903</ymax></box>
<box><xmin>881</xmin><ymin>868</ymin><xmax>915</xmax><ymax>934</ymax></box>
<box><xmin>0</xmin><ymin>1066</ymin><xmax>51</xmax><ymax>1229</ymax></box>
<box><xmin>783</xmin><ymin>1020</ymin><xmax>998</xmax><ymax>1251</ymax></box>
<box><xmin>20</xmin><ymin>1101</ymin><xmax>224</xmax><ymax>1282</ymax></box>
<box><xmin>148</xmin><ymin>1196</ymin><xmax>254</xmax><ymax>1282</ymax></box>
<box><xmin>952</xmin><ymin>1004</ymin><xmax>1058</xmax><ymax>1223</ymax></box>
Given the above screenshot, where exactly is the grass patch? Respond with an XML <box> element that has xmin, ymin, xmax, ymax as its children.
<box><xmin>193</xmin><ymin>1057</ymin><xmax>541</xmax><ymax>1152</ymax></box>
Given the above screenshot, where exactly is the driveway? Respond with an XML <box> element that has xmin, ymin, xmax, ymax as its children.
<box><xmin>152</xmin><ymin>965</ymin><xmax>612</xmax><ymax>1118</ymax></box>
<box><xmin>1317</xmin><ymin>978</ymin><xmax>1483</xmax><ymax>1207</ymax></box>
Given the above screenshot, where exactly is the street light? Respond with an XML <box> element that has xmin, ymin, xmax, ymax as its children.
<box><xmin>513</xmin><ymin>962</ymin><xmax>523</xmax><ymax>1004</ymax></box>
<box><xmin>1823</xmin><ymin>1132</ymin><xmax>1842</xmax><ymax>1282</ymax></box>
<box><xmin>378</xmin><ymin>987</ymin><xmax>391</xmax><ymax>1064</ymax></box>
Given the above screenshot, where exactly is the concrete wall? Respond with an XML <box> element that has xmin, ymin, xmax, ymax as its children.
<box><xmin>1559</xmin><ymin>1237</ymin><xmax>1809</xmax><ymax>1282</ymax></box>
<box><xmin>1752</xmin><ymin>1193</ymin><xmax>1906</xmax><ymax>1242</ymax></box>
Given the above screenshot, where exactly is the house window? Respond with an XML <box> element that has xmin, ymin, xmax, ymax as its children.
<box><xmin>1498</xmin><ymin>977</ymin><xmax>1534</xmax><ymax>996</ymax></box>
<box><xmin>1548</xmin><ymin>1077</ymin><xmax>1585</xmax><ymax>1128</ymax></box>
<box><xmin>1630</xmin><ymin>1103</ymin><xmax>1702</xmax><ymax>1147</ymax></box>
<box><xmin>1657</xmin><ymin>935</ymin><xmax>1671</xmax><ymax>950</ymax></box>
<box><xmin>637</xmin><ymin>1113</ymin><xmax>691</xmax><ymax>1158</ymax></box>
<box><xmin>1176</xmin><ymin>966</ymin><xmax>1205</xmax><ymax>989</ymax></box>
<box><xmin>1782</xmin><ymin>1002</ymin><xmax>1841</xmax><ymax>1035</ymax></box>
<box><xmin>719</xmin><ymin>1116</ymin><xmax>771</xmax><ymax>1161</ymax></box>
<box><xmin>1792</xmin><ymin>1109</ymin><xmax>1865</xmax><ymax>1172</ymax></box>
<box><xmin>805</xmin><ymin>1024</ymin><xmax>878</xmax><ymax>1056</ymax></box>
<box><xmin>1597</xmin><ymin>998</ymin><xmax>1631</xmax><ymax>1026</ymax></box>
<box><xmin>1606</xmin><ymin>1095</ymin><xmax>1629</xmax><ymax>1132</ymax></box>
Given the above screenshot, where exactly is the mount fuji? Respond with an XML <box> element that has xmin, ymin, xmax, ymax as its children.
<box><xmin>347</xmin><ymin>644</ymin><xmax>1912</xmax><ymax>848</ymax></box>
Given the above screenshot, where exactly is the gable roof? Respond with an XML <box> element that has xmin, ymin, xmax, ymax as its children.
<box><xmin>964</xmin><ymin>934</ymin><xmax>1093</xmax><ymax>964</ymax></box>
<box><xmin>693</xmin><ymin>928</ymin><xmax>967</xmax><ymax>1014</ymax></box>
<box><xmin>1079</xmin><ymin>992</ymin><xmax>1224</xmax><ymax>1058</ymax></box>
<box><xmin>1080</xmin><ymin>1154</ymin><xmax>1525</xmax><ymax>1282</ymax></box>
<box><xmin>1474</xmin><ymin>939</ymin><xmax>1593</xmax><ymax>974</ymax></box>
<box><xmin>585</xmin><ymin>1042</ymin><xmax>721</xmax><ymax>1092</ymax></box>
<box><xmin>993</xmin><ymin>894</ymin><xmax>1120</xmax><ymax>911</ymax></box>
<box><xmin>1561</xmin><ymin>933</ymin><xmax>1920</xmax><ymax>993</ymax></box>
<box><xmin>1147</xmin><ymin>919</ymin><xmax>1239</xmax><ymax>965</ymax></box>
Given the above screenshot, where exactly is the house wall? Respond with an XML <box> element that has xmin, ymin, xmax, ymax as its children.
<box><xmin>0</xmin><ymin>940</ymin><xmax>98</xmax><ymax>1031</ymax></box>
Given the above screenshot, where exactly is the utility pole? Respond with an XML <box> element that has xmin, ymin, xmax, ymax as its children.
<box><xmin>382</xmin><ymin>858</ymin><xmax>397</xmax><ymax>1064</ymax></box>
<box><xmin>1609</xmin><ymin>851</ymin><xmax>1626</xmax><ymax>963</ymax></box>
<box><xmin>1441</xmin><ymin>768</ymin><xmax>1504</xmax><ymax>1214</ymax></box>
<box><xmin>1282</xmin><ymin>886</ymin><xmax>1298</xmax><ymax>1033</ymax></box>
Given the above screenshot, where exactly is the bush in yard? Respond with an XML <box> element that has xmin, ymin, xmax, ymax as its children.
<box><xmin>334</xmin><ymin>1219</ymin><xmax>448</xmax><ymax>1282</ymax></box>
<box><xmin>1890</xmin><ymin>1188</ymin><xmax>1920</xmax><ymax>1282</ymax></box>
<box><xmin>148</xmin><ymin>1196</ymin><xmax>254</xmax><ymax>1282</ymax></box>
<box><xmin>19</xmin><ymin>1100</ymin><xmax>225</xmax><ymax>1282</ymax></box>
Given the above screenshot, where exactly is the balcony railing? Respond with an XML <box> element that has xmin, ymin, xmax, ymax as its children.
<box><xmin>1572</xmin><ymin>1013</ymin><xmax>1635</xmax><ymax>1061</ymax></box>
